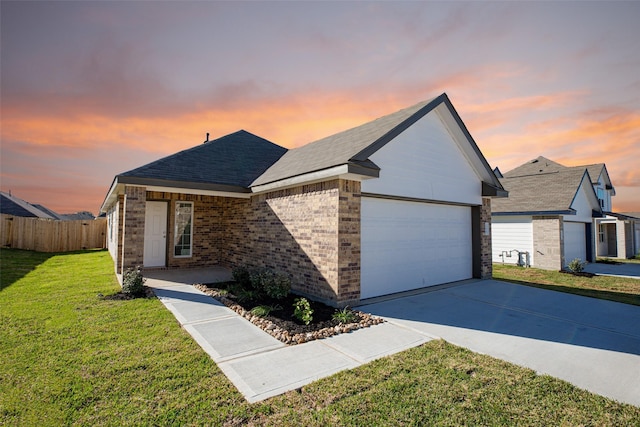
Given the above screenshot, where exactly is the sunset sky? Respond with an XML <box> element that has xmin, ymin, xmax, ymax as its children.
<box><xmin>1</xmin><ymin>1</ymin><xmax>639</xmax><ymax>215</ymax></box>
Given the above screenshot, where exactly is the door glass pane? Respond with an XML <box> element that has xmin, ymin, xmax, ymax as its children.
<box><xmin>174</xmin><ymin>202</ymin><xmax>193</xmax><ymax>257</ymax></box>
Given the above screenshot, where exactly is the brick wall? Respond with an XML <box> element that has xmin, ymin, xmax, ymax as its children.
<box><xmin>222</xmin><ymin>179</ymin><xmax>361</xmax><ymax>307</ymax></box>
<box><xmin>532</xmin><ymin>215</ymin><xmax>563</xmax><ymax>270</ymax></box>
<box><xmin>336</xmin><ymin>180</ymin><xmax>361</xmax><ymax>306</ymax></box>
<box><xmin>121</xmin><ymin>186</ymin><xmax>146</xmax><ymax>272</ymax></box>
<box><xmin>146</xmin><ymin>191</ymin><xmax>227</xmax><ymax>269</ymax></box>
<box><xmin>480</xmin><ymin>197</ymin><xmax>492</xmax><ymax>278</ymax></box>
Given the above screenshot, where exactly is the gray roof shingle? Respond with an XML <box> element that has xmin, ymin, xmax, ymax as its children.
<box><xmin>492</xmin><ymin>168</ymin><xmax>589</xmax><ymax>214</ymax></box>
<box><xmin>119</xmin><ymin>130</ymin><xmax>287</xmax><ymax>191</ymax></box>
<box><xmin>251</xmin><ymin>98</ymin><xmax>436</xmax><ymax>186</ymax></box>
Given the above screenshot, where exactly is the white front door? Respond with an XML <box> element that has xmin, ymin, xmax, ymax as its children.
<box><xmin>144</xmin><ymin>201</ymin><xmax>167</xmax><ymax>267</ymax></box>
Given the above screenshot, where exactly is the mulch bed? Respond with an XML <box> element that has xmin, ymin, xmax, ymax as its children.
<box><xmin>99</xmin><ymin>286</ymin><xmax>156</xmax><ymax>300</ymax></box>
<box><xmin>559</xmin><ymin>270</ymin><xmax>596</xmax><ymax>278</ymax></box>
<box><xmin>194</xmin><ymin>283</ymin><xmax>384</xmax><ymax>345</ymax></box>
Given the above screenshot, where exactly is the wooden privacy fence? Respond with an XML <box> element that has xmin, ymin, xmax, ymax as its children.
<box><xmin>0</xmin><ymin>214</ymin><xmax>107</xmax><ymax>252</ymax></box>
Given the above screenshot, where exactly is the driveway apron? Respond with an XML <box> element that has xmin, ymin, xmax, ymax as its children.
<box><xmin>360</xmin><ymin>280</ymin><xmax>640</xmax><ymax>407</ymax></box>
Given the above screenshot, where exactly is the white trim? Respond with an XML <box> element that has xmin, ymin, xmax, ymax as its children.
<box><xmin>173</xmin><ymin>201</ymin><xmax>194</xmax><ymax>258</ymax></box>
<box><xmin>250</xmin><ymin>165</ymin><xmax>370</xmax><ymax>194</ymax></box>
<box><xmin>145</xmin><ymin>185</ymin><xmax>251</xmax><ymax>199</ymax></box>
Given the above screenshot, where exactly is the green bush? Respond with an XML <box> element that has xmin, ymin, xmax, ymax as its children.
<box><xmin>249</xmin><ymin>268</ymin><xmax>291</xmax><ymax>300</ymax></box>
<box><xmin>293</xmin><ymin>297</ymin><xmax>313</xmax><ymax>325</ymax></box>
<box><xmin>567</xmin><ymin>258</ymin><xmax>586</xmax><ymax>273</ymax></box>
<box><xmin>122</xmin><ymin>266</ymin><xmax>145</xmax><ymax>296</ymax></box>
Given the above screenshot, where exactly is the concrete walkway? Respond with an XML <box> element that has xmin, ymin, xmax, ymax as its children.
<box><xmin>146</xmin><ymin>270</ymin><xmax>640</xmax><ymax>406</ymax></box>
<box><xmin>584</xmin><ymin>261</ymin><xmax>640</xmax><ymax>279</ymax></box>
<box><xmin>146</xmin><ymin>270</ymin><xmax>431</xmax><ymax>403</ymax></box>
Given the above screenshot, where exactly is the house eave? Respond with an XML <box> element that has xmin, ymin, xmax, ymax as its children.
<box><xmin>492</xmin><ymin>210</ymin><xmax>575</xmax><ymax>216</ymax></box>
<box><xmin>250</xmin><ymin>163</ymin><xmax>379</xmax><ymax>194</ymax></box>
<box><xmin>482</xmin><ymin>182</ymin><xmax>508</xmax><ymax>198</ymax></box>
<box><xmin>99</xmin><ymin>176</ymin><xmax>253</xmax><ymax>213</ymax></box>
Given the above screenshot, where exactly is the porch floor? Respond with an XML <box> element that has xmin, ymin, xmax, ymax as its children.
<box><xmin>144</xmin><ymin>266</ymin><xmax>233</xmax><ymax>285</ymax></box>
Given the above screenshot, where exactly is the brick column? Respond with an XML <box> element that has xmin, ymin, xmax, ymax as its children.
<box><xmin>532</xmin><ymin>215</ymin><xmax>563</xmax><ymax>270</ymax></box>
<box><xmin>336</xmin><ymin>179</ymin><xmax>361</xmax><ymax>307</ymax></box>
<box><xmin>116</xmin><ymin>195</ymin><xmax>125</xmax><ymax>274</ymax></box>
<box><xmin>121</xmin><ymin>186</ymin><xmax>146</xmax><ymax>272</ymax></box>
<box><xmin>480</xmin><ymin>197</ymin><xmax>492</xmax><ymax>278</ymax></box>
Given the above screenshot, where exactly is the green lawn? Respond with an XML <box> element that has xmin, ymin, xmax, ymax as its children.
<box><xmin>493</xmin><ymin>263</ymin><xmax>640</xmax><ymax>306</ymax></box>
<box><xmin>2</xmin><ymin>249</ymin><xmax>639</xmax><ymax>425</ymax></box>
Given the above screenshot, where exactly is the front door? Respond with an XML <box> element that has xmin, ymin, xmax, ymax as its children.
<box><xmin>144</xmin><ymin>201</ymin><xmax>167</xmax><ymax>267</ymax></box>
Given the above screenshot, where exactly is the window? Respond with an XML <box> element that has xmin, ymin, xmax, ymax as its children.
<box><xmin>174</xmin><ymin>202</ymin><xmax>193</xmax><ymax>257</ymax></box>
<box><xmin>598</xmin><ymin>224</ymin><xmax>605</xmax><ymax>243</ymax></box>
<box><xmin>597</xmin><ymin>188</ymin><xmax>605</xmax><ymax>209</ymax></box>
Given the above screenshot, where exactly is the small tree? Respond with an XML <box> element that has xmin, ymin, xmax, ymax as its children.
<box><xmin>122</xmin><ymin>266</ymin><xmax>146</xmax><ymax>296</ymax></box>
<box><xmin>566</xmin><ymin>258</ymin><xmax>586</xmax><ymax>273</ymax></box>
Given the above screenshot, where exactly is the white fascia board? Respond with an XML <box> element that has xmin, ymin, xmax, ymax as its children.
<box><xmin>99</xmin><ymin>180</ymin><xmax>123</xmax><ymax>214</ymax></box>
<box><xmin>250</xmin><ymin>165</ymin><xmax>370</xmax><ymax>194</ymax></box>
<box><xmin>99</xmin><ymin>180</ymin><xmax>251</xmax><ymax>213</ymax></box>
<box><xmin>143</xmin><ymin>185</ymin><xmax>251</xmax><ymax>199</ymax></box>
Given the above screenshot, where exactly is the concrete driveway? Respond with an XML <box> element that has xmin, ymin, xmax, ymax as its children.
<box><xmin>359</xmin><ymin>280</ymin><xmax>640</xmax><ymax>407</ymax></box>
<box><xmin>584</xmin><ymin>262</ymin><xmax>640</xmax><ymax>279</ymax></box>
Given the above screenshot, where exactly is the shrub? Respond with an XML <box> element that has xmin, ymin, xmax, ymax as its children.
<box><xmin>567</xmin><ymin>258</ymin><xmax>586</xmax><ymax>273</ymax></box>
<box><xmin>122</xmin><ymin>266</ymin><xmax>145</xmax><ymax>296</ymax></box>
<box><xmin>293</xmin><ymin>297</ymin><xmax>313</xmax><ymax>325</ymax></box>
<box><xmin>231</xmin><ymin>265</ymin><xmax>252</xmax><ymax>287</ymax></box>
<box><xmin>250</xmin><ymin>304</ymin><xmax>282</xmax><ymax>317</ymax></box>
<box><xmin>332</xmin><ymin>307</ymin><xmax>358</xmax><ymax>324</ymax></box>
<box><xmin>249</xmin><ymin>268</ymin><xmax>291</xmax><ymax>300</ymax></box>
<box><xmin>235</xmin><ymin>288</ymin><xmax>261</xmax><ymax>304</ymax></box>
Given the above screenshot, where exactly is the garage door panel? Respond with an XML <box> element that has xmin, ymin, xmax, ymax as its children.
<box><xmin>361</xmin><ymin>198</ymin><xmax>472</xmax><ymax>299</ymax></box>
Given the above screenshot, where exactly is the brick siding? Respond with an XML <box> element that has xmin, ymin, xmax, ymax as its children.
<box><xmin>480</xmin><ymin>197</ymin><xmax>492</xmax><ymax>278</ymax></box>
<box><xmin>532</xmin><ymin>215</ymin><xmax>563</xmax><ymax>270</ymax></box>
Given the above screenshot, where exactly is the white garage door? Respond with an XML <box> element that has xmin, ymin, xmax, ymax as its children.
<box><xmin>564</xmin><ymin>222</ymin><xmax>586</xmax><ymax>266</ymax></box>
<box><xmin>361</xmin><ymin>197</ymin><xmax>473</xmax><ymax>299</ymax></box>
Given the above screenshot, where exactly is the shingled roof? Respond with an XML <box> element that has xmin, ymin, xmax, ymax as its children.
<box><xmin>492</xmin><ymin>168</ymin><xmax>593</xmax><ymax>215</ymax></box>
<box><xmin>118</xmin><ymin>130</ymin><xmax>287</xmax><ymax>192</ymax></box>
<box><xmin>252</xmin><ymin>98</ymin><xmax>435</xmax><ymax>186</ymax></box>
<box><xmin>0</xmin><ymin>191</ymin><xmax>58</xmax><ymax>219</ymax></box>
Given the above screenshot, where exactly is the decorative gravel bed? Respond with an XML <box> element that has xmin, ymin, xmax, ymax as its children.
<box><xmin>194</xmin><ymin>283</ymin><xmax>384</xmax><ymax>345</ymax></box>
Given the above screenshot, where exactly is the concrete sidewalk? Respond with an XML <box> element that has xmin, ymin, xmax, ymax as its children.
<box><xmin>148</xmin><ymin>277</ymin><xmax>431</xmax><ymax>403</ymax></box>
<box><xmin>147</xmin><ymin>270</ymin><xmax>640</xmax><ymax>406</ymax></box>
<box><xmin>584</xmin><ymin>262</ymin><xmax>640</xmax><ymax>279</ymax></box>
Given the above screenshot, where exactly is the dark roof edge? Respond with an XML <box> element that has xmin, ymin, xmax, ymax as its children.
<box><xmin>482</xmin><ymin>182</ymin><xmax>509</xmax><ymax>198</ymax></box>
<box><xmin>350</xmin><ymin>94</ymin><xmax>448</xmax><ymax>162</ymax></box>
<box><xmin>492</xmin><ymin>210</ymin><xmax>575</xmax><ymax>216</ymax></box>
<box><xmin>604</xmin><ymin>211</ymin><xmax>639</xmax><ymax>220</ymax></box>
<box><xmin>117</xmin><ymin>175</ymin><xmax>251</xmax><ymax>194</ymax></box>
<box><xmin>350</xmin><ymin>93</ymin><xmax>504</xmax><ymax>192</ymax></box>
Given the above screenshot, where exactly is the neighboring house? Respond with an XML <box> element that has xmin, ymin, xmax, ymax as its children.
<box><xmin>0</xmin><ymin>191</ymin><xmax>60</xmax><ymax>219</ymax></box>
<box><xmin>100</xmin><ymin>93</ymin><xmax>506</xmax><ymax>307</ymax></box>
<box><xmin>492</xmin><ymin>156</ymin><xmax>638</xmax><ymax>270</ymax></box>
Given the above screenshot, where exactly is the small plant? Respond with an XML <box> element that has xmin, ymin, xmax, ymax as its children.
<box><xmin>235</xmin><ymin>288</ymin><xmax>261</xmax><ymax>304</ymax></box>
<box><xmin>567</xmin><ymin>258</ymin><xmax>586</xmax><ymax>273</ymax></box>
<box><xmin>231</xmin><ymin>265</ymin><xmax>252</xmax><ymax>287</ymax></box>
<box><xmin>122</xmin><ymin>266</ymin><xmax>145</xmax><ymax>296</ymax></box>
<box><xmin>332</xmin><ymin>306</ymin><xmax>358</xmax><ymax>324</ymax></box>
<box><xmin>293</xmin><ymin>297</ymin><xmax>313</xmax><ymax>325</ymax></box>
<box><xmin>250</xmin><ymin>304</ymin><xmax>282</xmax><ymax>317</ymax></box>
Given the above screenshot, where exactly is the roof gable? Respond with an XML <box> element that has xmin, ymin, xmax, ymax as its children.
<box><xmin>492</xmin><ymin>169</ymin><xmax>598</xmax><ymax>215</ymax></box>
<box><xmin>252</xmin><ymin>93</ymin><xmax>504</xmax><ymax>195</ymax></box>
<box><xmin>119</xmin><ymin>130</ymin><xmax>287</xmax><ymax>190</ymax></box>
<box><xmin>503</xmin><ymin>156</ymin><xmax>565</xmax><ymax>178</ymax></box>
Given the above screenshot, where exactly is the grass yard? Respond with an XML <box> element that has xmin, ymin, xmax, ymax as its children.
<box><xmin>493</xmin><ymin>264</ymin><xmax>640</xmax><ymax>306</ymax></box>
<box><xmin>1</xmin><ymin>249</ymin><xmax>639</xmax><ymax>426</ymax></box>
